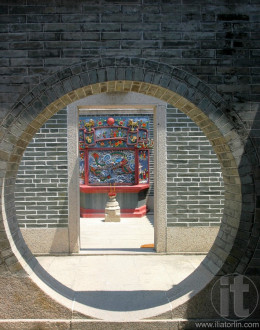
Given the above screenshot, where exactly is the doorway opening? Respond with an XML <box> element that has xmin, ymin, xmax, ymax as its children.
<box><xmin>14</xmin><ymin>92</ymin><xmax>224</xmax><ymax>256</ymax></box>
<box><xmin>78</xmin><ymin>105</ymin><xmax>156</xmax><ymax>254</ymax></box>
<box><xmin>6</xmin><ymin>57</ymin><xmax>246</xmax><ymax>320</ymax></box>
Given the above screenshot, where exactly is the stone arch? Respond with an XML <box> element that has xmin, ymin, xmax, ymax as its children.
<box><xmin>1</xmin><ymin>57</ymin><xmax>257</xmax><ymax>317</ymax></box>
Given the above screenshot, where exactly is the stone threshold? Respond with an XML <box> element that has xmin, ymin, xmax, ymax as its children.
<box><xmin>33</xmin><ymin>252</ymin><xmax>208</xmax><ymax>256</ymax></box>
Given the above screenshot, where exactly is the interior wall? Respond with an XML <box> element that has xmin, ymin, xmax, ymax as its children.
<box><xmin>14</xmin><ymin>108</ymin><xmax>69</xmax><ymax>253</ymax></box>
<box><xmin>14</xmin><ymin>92</ymin><xmax>224</xmax><ymax>253</ymax></box>
<box><xmin>1</xmin><ymin>65</ymin><xmax>258</xmax><ymax>324</ymax></box>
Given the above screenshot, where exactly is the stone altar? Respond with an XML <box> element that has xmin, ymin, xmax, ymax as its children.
<box><xmin>104</xmin><ymin>193</ymin><xmax>121</xmax><ymax>222</ymax></box>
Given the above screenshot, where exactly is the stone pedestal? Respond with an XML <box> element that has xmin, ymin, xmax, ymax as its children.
<box><xmin>104</xmin><ymin>194</ymin><xmax>121</xmax><ymax>222</ymax></box>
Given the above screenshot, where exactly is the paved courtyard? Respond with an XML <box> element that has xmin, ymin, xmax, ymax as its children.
<box><xmin>36</xmin><ymin>215</ymin><xmax>206</xmax><ymax>320</ymax></box>
<box><xmin>80</xmin><ymin>215</ymin><xmax>155</xmax><ymax>254</ymax></box>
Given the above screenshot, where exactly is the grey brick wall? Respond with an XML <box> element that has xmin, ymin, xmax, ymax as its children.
<box><xmin>15</xmin><ymin>109</ymin><xmax>68</xmax><ymax>228</ymax></box>
<box><xmin>1</xmin><ymin>0</ymin><xmax>259</xmax><ymax>128</ymax></box>
<box><xmin>0</xmin><ymin>0</ymin><xmax>259</xmax><ymax>274</ymax></box>
<box><xmin>167</xmin><ymin>105</ymin><xmax>224</xmax><ymax>227</ymax></box>
<box><xmin>15</xmin><ymin>105</ymin><xmax>224</xmax><ymax>229</ymax></box>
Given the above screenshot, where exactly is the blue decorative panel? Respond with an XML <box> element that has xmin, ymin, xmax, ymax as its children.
<box><xmin>79</xmin><ymin>114</ymin><xmax>153</xmax><ymax>186</ymax></box>
<box><xmin>88</xmin><ymin>150</ymin><xmax>135</xmax><ymax>184</ymax></box>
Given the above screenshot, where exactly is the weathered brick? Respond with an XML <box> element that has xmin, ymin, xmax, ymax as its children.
<box><xmin>0</xmin><ymin>0</ymin><xmax>259</xmax><ymax>284</ymax></box>
<box><xmin>15</xmin><ymin>109</ymin><xmax>68</xmax><ymax>228</ymax></box>
<box><xmin>167</xmin><ymin>107</ymin><xmax>224</xmax><ymax>227</ymax></box>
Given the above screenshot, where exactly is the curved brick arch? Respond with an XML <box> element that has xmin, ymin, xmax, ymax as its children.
<box><xmin>0</xmin><ymin>57</ymin><xmax>257</xmax><ymax>317</ymax></box>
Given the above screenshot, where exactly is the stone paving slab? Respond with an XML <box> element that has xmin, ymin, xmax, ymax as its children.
<box><xmin>36</xmin><ymin>215</ymin><xmax>207</xmax><ymax>320</ymax></box>
<box><xmin>36</xmin><ymin>254</ymin><xmax>205</xmax><ymax>320</ymax></box>
<box><xmin>80</xmin><ymin>215</ymin><xmax>155</xmax><ymax>254</ymax></box>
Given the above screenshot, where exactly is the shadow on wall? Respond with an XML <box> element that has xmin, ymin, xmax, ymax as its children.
<box><xmin>182</xmin><ymin>102</ymin><xmax>260</xmax><ymax>324</ymax></box>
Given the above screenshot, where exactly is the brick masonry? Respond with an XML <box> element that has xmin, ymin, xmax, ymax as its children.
<box><xmin>0</xmin><ymin>75</ymin><xmax>257</xmax><ymax>272</ymax></box>
<box><xmin>0</xmin><ymin>0</ymin><xmax>259</xmax><ymax>120</ymax></box>
<box><xmin>166</xmin><ymin>105</ymin><xmax>224</xmax><ymax>227</ymax></box>
<box><xmin>15</xmin><ymin>109</ymin><xmax>153</xmax><ymax>230</ymax></box>
<box><xmin>15</xmin><ymin>104</ymin><xmax>224</xmax><ymax>229</ymax></box>
<box><xmin>15</xmin><ymin>108</ymin><xmax>68</xmax><ymax>228</ymax></box>
<box><xmin>0</xmin><ymin>0</ymin><xmax>259</xmax><ymax>322</ymax></box>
